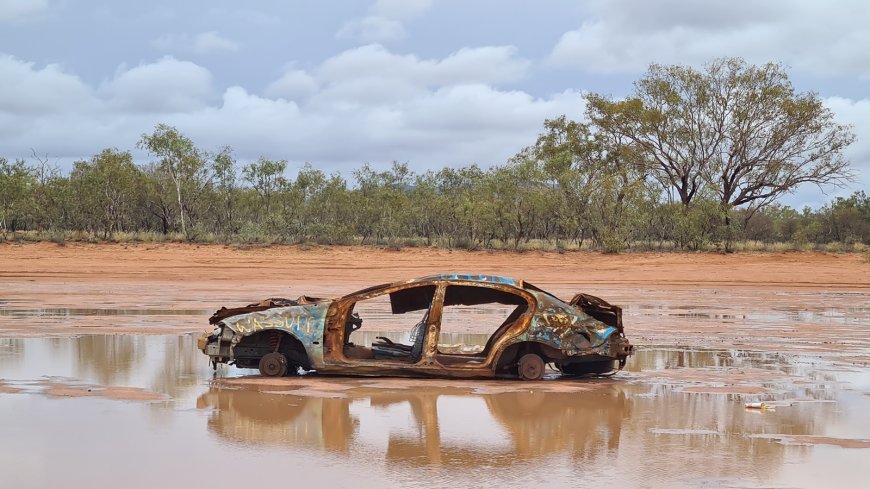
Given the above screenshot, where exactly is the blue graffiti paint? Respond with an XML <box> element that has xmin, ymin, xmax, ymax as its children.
<box><xmin>431</xmin><ymin>273</ymin><xmax>517</xmax><ymax>285</ymax></box>
<box><xmin>225</xmin><ymin>303</ymin><xmax>329</xmax><ymax>345</ymax></box>
<box><xmin>522</xmin><ymin>290</ymin><xmax>618</xmax><ymax>355</ymax></box>
<box><xmin>588</xmin><ymin>325</ymin><xmax>616</xmax><ymax>347</ymax></box>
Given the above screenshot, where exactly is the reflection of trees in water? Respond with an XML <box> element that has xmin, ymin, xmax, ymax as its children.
<box><xmin>196</xmin><ymin>385</ymin><xmax>631</xmax><ymax>466</ymax></box>
<box><xmin>627</xmin><ymin>349</ymin><xmax>784</xmax><ymax>371</ymax></box>
<box><xmin>71</xmin><ymin>334</ymin><xmax>203</xmax><ymax>401</ymax></box>
<box><xmin>485</xmin><ymin>390</ymin><xmax>628</xmax><ymax>462</ymax></box>
<box><xmin>0</xmin><ymin>338</ymin><xmax>24</xmax><ymax>370</ymax></box>
<box><xmin>149</xmin><ymin>334</ymin><xmax>201</xmax><ymax>400</ymax></box>
<box><xmin>74</xmin><ymin>334</ymin><xmax>146</xmax><ymax>385</ymax></box>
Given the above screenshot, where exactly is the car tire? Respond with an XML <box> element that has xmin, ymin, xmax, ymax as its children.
<box><xmin>517</xmin><ymin>353</ymin><xmax>545</xmax><ymax>381</ymax></box>
<box><xmin>258</xmin><ymin>352</ymin><xmax>288</xmax><ymax>377</ymax></box>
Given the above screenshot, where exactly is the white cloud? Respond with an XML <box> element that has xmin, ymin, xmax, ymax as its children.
<box><xmin>0</xmin><ymin>55</ymin><xmax>94</xmax><ymax>114</ymax></box>
<box><xmin>310</xmin><ymin>76</ymin><xmax>425</xmax><ymax>109</ymax></box>
<box><xmin>336</xmin><ymin>0</ymin><xmax>433</xmax><ymax>43</ymax></box>
<box><xmin>0</xmin><ymin>44</ymin><xmax>573</xmax><ymax>171</ymax></box>
<box><xmin>824</xmin><ymin>96</ymin><xmax>870</xmax><ymax>187</ymax></box>
<box><xmin>582</xmin><ymin>0</ymin><xmax>781</xmax><ymax>33</ymax></box>
<box><xmin>173</xmin><ymin>87</ymin><xmax>305</xmax><ymax>151</ymax></box>
<box><xmin>151</xmin><ymin>31</ymin><xmax>240</xmax><ymax>55</ymax></box>
<box><xmin>548</xmin><ymin>0</ymin><xmax>870</xmax><ymax>78</ymax></box>
<box><xmin>317</xmin><ymin>44</ymin><xmax>529</xmax><ymax>89</ymax></box>
<box><xmin>192</xmin><ymin>31</ymin><xmax>240</xmax><ymax>54</ymax></box>
<box><xmin>101</xmin><ymin>56</ymin><xmax>213</xmax><ymax>112</ymax></box>
<box><xmin>402</xmin><ymin>85</ymin><xmax>574</xmax><ymax>133</ymax></box>
<box><xmin>335</xmin><ymin>16</ymin><xmax>406</xmax><ymax>43</ymax></box>
<box><xmin>373</xmin><ymin>0</ymin><xmax>433</xmax><ymax>20</ymax></box>
<box><xmin>0</xmin><ymin>0</ymin><xmax>48</xmax><ymax>21</ymax></box>
<box><xmin>435</xmin><ymin>46</ymin><xmax>530</xmax><ymax>85</ymax></box>
<box><xmin>264</xmin><ymin>70</ymin><xmax>319</xmax><ymax>100</ymax></box>
<box><xmin>1</xmin><ymin>41</ymin><xmax>863</xmax><ymax>203</ymax></box>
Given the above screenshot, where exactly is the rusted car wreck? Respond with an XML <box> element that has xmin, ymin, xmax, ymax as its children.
<box><xmin>198</xmin><ymin>274</ymin><xmax>633</xmax><ymax>380</ymax></box>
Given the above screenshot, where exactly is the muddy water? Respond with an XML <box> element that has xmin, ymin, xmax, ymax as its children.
<box><xmin>2</xmin><ymin>334</ymin><xmax>869</xmax><ymax>489</ymax></box>
<box><xmin>2</xmin><ymin>246</ymin><xmax>868</xmax><ymax>486</ymax></box>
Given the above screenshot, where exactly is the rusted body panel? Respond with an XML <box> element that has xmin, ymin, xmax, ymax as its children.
<box><xmin>199</xmin><ymin>274</ymin><xmax>633</xmax><ymax>380</ymax></box>
<box><xmin>217</xmin><ymin>303</ymin><xmax>329</xmax><ymax>366</ymax></box>
<box><xmin>525</xmin><ymin>291</ymin><xmax>617</xmax><ymax>356</ymax></box>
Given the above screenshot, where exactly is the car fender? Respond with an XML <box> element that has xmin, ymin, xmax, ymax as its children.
<box><xmin>220</xmin><ymin>302</ymin><xmax>329</xmax><ymax>366</ymax></box>
<box><xmin>527</xmin><ymin>292</ymin><xmax>618</xmax><ymax>356</ymax></box>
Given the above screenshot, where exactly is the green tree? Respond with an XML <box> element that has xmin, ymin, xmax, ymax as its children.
<box><xmin>138</xmin><ymin>124</ymin><xmax>206</xmax><ymax>236</ymax></box>
<box><xmin>296</xmin><ymin>167</ymin><xmax>353</xmax><ymax>244</ymax></box>
<box><xmin>29</xmin><ymin>152</ymin><xmax>69</xmax><ymax>232</ymax></box>
<box><xmin>211</xmin><ymin>146</ymin><xmax>238</xmax><ymax>235</ymax></box>
<box><xmin>351</xmin><ymin>162</ymin><xmax>413</xmax><ymax>244</ymax></box>
<box><xmin>430</xmin><ymin>165</ymin><xmax>492</xmax><ymax>248</ymax></box>
<box><xmin>520</xmin><ymin>116</ymin><xmax>651</xmax><ymax>252</ymax></box>
<box><xmin>586</xmin><ymin>58</ymin><xmax>855</xmax><ymax>215</ymax></box>
<box><xmin>242</xmin><ymin>157</ymin><xmax>287</xmax><ymax>222</ymax></box>
<box><xmin>820</xmin><ymin>191</ymin><xmax>870</xmax><ymax>244</ymax></box>
<box><xmin>141</xmin><ymin>163</ymin><xmax>176</xmax><ymax>235</ymax></box>
<box><xmin>531</xmin><ymin>116</ymin><xmax>607</xmax><ymax>247</ymax></box>
<box><xmin>70</xmin><ymin>148</ymin><xmax>142</xmax><ymax>237</ymax></box>
<box><xmin>0</xmin><ymin>158</ymin><xmax>35</xmax><ymax>237</ymax></box>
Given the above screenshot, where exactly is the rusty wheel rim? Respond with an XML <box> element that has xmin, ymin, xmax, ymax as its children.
<box><xmin>259</xmin><ymin>352</ymin><xmax>288</xmax><ymax>377</ymax></box>
<box><xmin>518</xmin><ymin>353</ymin><xmax>545</xmax><ymax>381</ymax></box>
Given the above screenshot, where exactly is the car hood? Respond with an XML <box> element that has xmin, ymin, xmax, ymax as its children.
<box><xmin>209</xmin><ymin>295</ymin><xmax>328</xmax><ymax>325</ymax></box>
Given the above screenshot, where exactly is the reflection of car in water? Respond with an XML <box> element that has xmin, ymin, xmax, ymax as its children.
<box><xmin>195</xmin><ymin>387</ymin><xmax>357</xmax><ymax>452</ymax></box>
<box><xmin>196</xmin><ymin>384</ymin><xmax>631</xmax><ymax>464</ymax></box>
<box><xmin>199</xmin><ymin>274</ymin><xmax>633</xmax><ymax>380</ymax></box>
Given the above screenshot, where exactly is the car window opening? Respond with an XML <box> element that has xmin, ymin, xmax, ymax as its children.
<box><xmin>343</xmin><ymin>285</ymin><xmax>436</xmax><ymax>363</ymax></box>
<box><xmin>435</xmin><ymin>285</ymin><xmax>528</xmax><ymax>364</ymax></box>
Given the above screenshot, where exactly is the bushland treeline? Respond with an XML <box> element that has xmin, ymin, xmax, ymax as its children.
<box><xmin>0</xmin><ymin>147</ymin><xmax>867</xmax><ymax>251</ymax></box>
<box><xmin>0</xmin><ymin>58</ymin><xmax>866</xmax><ymax>252</ymax></box>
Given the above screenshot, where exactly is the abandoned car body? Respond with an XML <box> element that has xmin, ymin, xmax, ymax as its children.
<box><xmin>198</xmin><ymin>274</ymin><xmax>633</xmax><ymax>380</ymax></box>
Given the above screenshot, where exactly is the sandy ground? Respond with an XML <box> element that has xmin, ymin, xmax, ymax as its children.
<box><xmin>1</xmin><ymin>242</ymin><xmax>868</xmax><ymax>360</ymax></box>
<box><xmin>3</xmin><ymin>243</ymin><xmax>869</xmax><ymax>489</ymax></box>
<box><xmin>2</xmin><ymin>241</ymin><xmax>867</xmax><ymax>288</ymax></box>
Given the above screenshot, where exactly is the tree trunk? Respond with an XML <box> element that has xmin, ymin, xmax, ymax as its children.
<box><xmin>723</xmin><ymin>213</ymin><xmax>734</xmax><ymax>253</ymax></box>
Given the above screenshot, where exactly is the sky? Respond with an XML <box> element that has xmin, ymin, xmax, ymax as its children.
<box><xmin>0</xmin><ymin>0</ymin><xmax>867</xmax><ymax>208</ymax></box>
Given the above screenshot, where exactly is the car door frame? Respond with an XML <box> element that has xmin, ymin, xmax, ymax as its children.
<box><xmin>321</xmin><ymin>280</ymin><xmax>445</xmax><ymax>373</ymax></box>
<box><xmin>428</xmin><ymin>281</ymin><xmax>537</xmax><ymax>374</ymax></box>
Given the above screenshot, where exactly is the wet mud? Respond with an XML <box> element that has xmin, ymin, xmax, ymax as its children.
<box><xmin>2</xmin><ymin>333</ymin><xmax>869</xmax><ymax>488</ymax></box>
<box><xmin>1</xmin><ymin>244</ymin><xmax>869</xmax><ymax>488</ymax></box>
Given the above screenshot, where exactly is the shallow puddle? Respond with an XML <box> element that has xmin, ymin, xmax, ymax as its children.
<box><xmin>1</xmin><ymin>334</ymin><xmax>869</xmax><ymax>488</ymax></box>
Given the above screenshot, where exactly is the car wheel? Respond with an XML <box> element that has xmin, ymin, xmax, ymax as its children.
<box><xmin>517</xmin><ymin>353</ymin><xmax>545</xmax><ymax>381</ymax></box>
<box><xmin>258</xmin><ymin>352</ymin><xmax>288</xmax><ymax>377</ymax></box>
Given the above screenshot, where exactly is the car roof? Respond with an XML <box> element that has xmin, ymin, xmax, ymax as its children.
<box><xmin>344</xmin><ymin>273</ymin><xmax>529</xmax><ymax>301</ymax></box>
<box><xmin>414</xmin><ymin>273</ymin><xmax>520</xmax><ymax>286</ymax></box>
